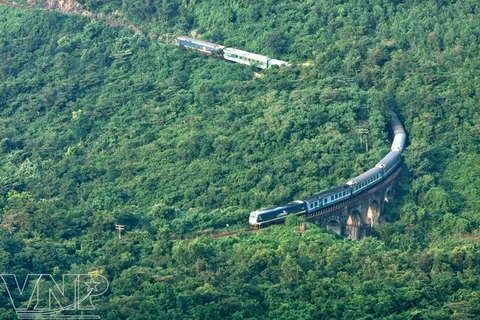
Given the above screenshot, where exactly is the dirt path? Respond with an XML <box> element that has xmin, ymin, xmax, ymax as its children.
<box><xmin>0</xmin><ymin>0</ymin><xmax>148</xmax><ymax>38</ymax></box>
<box><xmin>0</xmin><ymin>0</ymin><xmax>31</xmax><ymax>9</ymax></box>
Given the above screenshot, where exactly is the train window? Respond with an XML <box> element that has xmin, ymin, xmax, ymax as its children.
<box><xmin>324</xmin><ymin>198</ymin><xmax>327</xmax><ymax>204</ymax></box>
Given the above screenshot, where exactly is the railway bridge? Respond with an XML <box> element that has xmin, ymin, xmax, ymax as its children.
<box><xmin>304</xmin><ymin>167</ymin><xmax>402</xmax><ymax>240</ymax></box>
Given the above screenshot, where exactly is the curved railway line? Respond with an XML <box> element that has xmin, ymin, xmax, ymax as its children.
<box><xmin>0</xmin><ymin>1</ymin><xmax>407</xmax><ymax>239</ymax></box>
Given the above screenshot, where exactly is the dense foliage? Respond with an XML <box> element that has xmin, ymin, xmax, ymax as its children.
<box><xmin>0</xmin><ymin>0</ymin><xmax>479</xmax><ymax>318</ymax></box>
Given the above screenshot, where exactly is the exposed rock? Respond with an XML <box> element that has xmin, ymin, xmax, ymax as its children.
<box><xmin>42</xmin><ymin>0</ymin><xmax>80</xmax><ymax>12</ymax></box>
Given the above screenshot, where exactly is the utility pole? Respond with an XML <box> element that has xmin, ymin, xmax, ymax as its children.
<box><xmin>358</xmin><ymin>128</ymin><xmax>369</xmax><ymax>152</ymax></box>
<box><xmin>115</xmin><ymin>224</ymin><xmax>124</xmax><ymax>239</ymax></box>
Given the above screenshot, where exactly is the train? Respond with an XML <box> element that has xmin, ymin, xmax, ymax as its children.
<box><xmin>176</xmin><ymin>36</ymin><xmax>289</xmax><ymax>69</ymax></box>
<box><xmin>249</xmin><ymin>116</ymin><xmax>407</xmax><ymax>228</ymax></box>
<box><xmin>175</xmin><ymin>36</ymin><xmax>406</xmax><ymax>228</ymax></box>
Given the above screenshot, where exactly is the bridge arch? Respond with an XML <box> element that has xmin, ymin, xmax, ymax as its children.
<box><xmin>384</xmin><ymin>186</ymin><xmax>394</xmax><ymax>202</ymax></box>
<box><xmin>326</xmin><ymin>219</ymin><xmax>342</xmax><ymax>236</ymax></box>
<box><xmin>346</xmin><ymin>210</ymin><xmax>362</xmax><ymax>240</ymax></box>
<box><xmin>367</xmin><ymin>200</ymin><xmax>380</xmax><ymax>227</ymax></box>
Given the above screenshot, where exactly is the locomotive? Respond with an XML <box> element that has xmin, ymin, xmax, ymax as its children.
<box><xmin>249</xmin><ymin>116</ymin><xmax>407</xmax><ymax>228</ymax></box>
<box><xmin>176</xmin><ymin>36</ymin><xmax>288</xmax><ymax>69</ymax></box>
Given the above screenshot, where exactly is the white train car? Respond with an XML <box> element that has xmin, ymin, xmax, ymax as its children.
<box><xmin>223</xmin><ymin>48</ymin><xmax>288</xmax><ymax>69</ymax></box>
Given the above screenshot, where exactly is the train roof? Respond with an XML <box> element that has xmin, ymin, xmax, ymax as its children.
<box><xmin>253</xmin><ymin>200</ymin><xmax>304</xmax><ymax>214</ymax></box>
<box><xmin>346</xmin><ymin>167</ymin><xmax>382</xmax><ymax>185</ymax></box>
<box><xmin>223</xmin><ymin>47</ymin><xmax>271</xmax><ymax>63</ymax></box>
<box><xmin>177</xmin><ymin>36</ymin><xmax>225</xmax><ymax>49</ymax></box>
<box><xmin>391</xmin><ymin>133</ymin><xmax>407</xmax><ymax>151</ymax></box>
<box><xmin>302</xmin><ymin>185</ymin><xmax>350</xmax><ymax>202</ymax></box>
<box><xmin>376</xmin><ymin>151</ymin><xmax>401</xmax><ymax>168</ymax></box>
<box><xmin>268</xmin><ymin>59</ymin><xmax>289</xmax><ymax>66</ymax></box>
<box><xmin>390</xmin><ymin>117</ymin><xmax>406</xmax><ymax>135</ymax></box>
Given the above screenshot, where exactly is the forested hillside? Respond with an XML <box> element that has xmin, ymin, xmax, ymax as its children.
<box><xmin>0</xmin><ymin>0</ymin><xmax>480</xmax><ymax>318</ymax></box>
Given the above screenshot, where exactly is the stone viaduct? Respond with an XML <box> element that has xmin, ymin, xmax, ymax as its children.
<box><xmin>304</xmin><ymin>167</ymin><xmax>402</xmax><ymax>240</ymax></box>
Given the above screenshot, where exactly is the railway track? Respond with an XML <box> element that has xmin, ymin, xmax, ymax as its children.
<box><xmin>210</xmin><ymin>224</ymin><xmax>286</xmax><ymax>239</ymax></box>
<box><xmin>0</xmin><ymin>0</ymin><xmax>30</xmax><ymax>9</ymax></box>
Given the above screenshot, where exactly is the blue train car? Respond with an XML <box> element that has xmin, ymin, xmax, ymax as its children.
<box><xmin>177</xmin><ymin>36</ymin><xmax>225</xmax><ymax>54</ymax></box>
<box><xmin>303</xmin><ymin>185</ymin><xmax>352</xmax><ymax>213</ymax></box>
<box><xmin>376</xmin><ymin>151</ymin><xmax>402</xmax><ymax>177</ymax></box>
<box><xmin>346</xmin><ymin>167</ymin><xmax>384</xmax><ymax>195</ymax></box>
<box><xmin>390</xmin><ymin>117</ymin><xmax>407</xmax><ymax>151</ymax></box>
